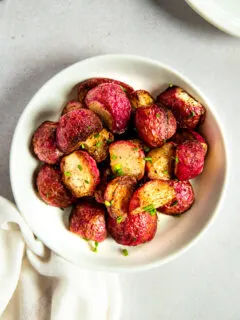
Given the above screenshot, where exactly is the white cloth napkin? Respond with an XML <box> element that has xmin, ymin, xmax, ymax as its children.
<box><xmin>0</xmin><ymin>196</ymin><xmax>122</xmax><ymax>320</ymax></box>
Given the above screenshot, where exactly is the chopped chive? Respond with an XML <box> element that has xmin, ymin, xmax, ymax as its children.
<box><xmin>169</xmin><ymin>83</ymin><xmax>173</xmax><ymax>87</ymax></box>
<box><xmin>175</xmin><ymin>157</ymin><xmax>179</xmax><ymax>164</ymax></box>
<box><xmin>121</xmin><ymin>249</ymin><xmax>128</xmax><ymax>256</ymax></box>
<box><xmin>96</xmin><ymin>141</ymin><xmax>102</xmax><ymax>147</ymax></box>
<box><xmin>115</xmin><ymin>169</ymin><xmax>124</xmax><ymax>176</ymax></box>
<box><xmin>91</xmin><ymin>241</ymin><xmax>99</xmax><ymax>253</ymax></box>
<box><xmin>132</xmin><ymin>147</ymin><xmax>139</xmax><ymax>151</ymax></box>
<box><xmin>156</xmin><ymin>113</ymin><xmax>161</xmax><ymax>118</ymax></box>
<box><xmin>188</xmin><ymin>111</ymin><xmax>196</xmax><ymax>119</ymax></box>
<box><xmin>111</xmin><ymin>155</ymin><xmax>118</xmax><ymax>160</ymax></box>
<box><xmin>120</xmin><ymin>86</ymin><xmax>127</xmax><ymax>92</ymax></box>
<box><xmin>77</xmin><ymin>164</ymin><xmax>82</xmax><ymax>171</ymax></box>
<box><xmin>64</xmin><ymin>171</ymin><xmax>71</xmax><ymax>177</ymax></box>
<box><xmin>114</xmin><ymin>164</ymin><xmax>122</xmax><ymax>170</ymax></box>
<box><xmin>105</xmin><ymin>200</ymin><xmax>111</xmax><ymax>207</ymax></box>
<box><xmin>144</xmin><ymin>146</ymin><xmax>150</xmax><ymax>152</ymax></box>
<box><xmin>94</xmin><ymin>133</ymin><xmax>100</xmax><ymax>138</ymax></box>
<box><xmin>171</xmin><ymin>200</ymin><xmax>178</xmax><ymax>207</ymax></box>
<box><xmin>81</xmin><ymin>143</ymin><xmax>85</xmax><ymax>149</ymax></box>
<box><xmin>107</xmin><ymin>139</ymin><xmax>113</xmax><ymax>144</ymax></box>
<box><xmin>143</xmin><ymin>204</ymin><xmax>157</xmax><ymax>215</ymax></box>
<box><xmin>117</xmin><ymin>216</ymin><xmax>124</xmax><ymax>224</ymax></box>
<box><xmin>144</xmin><ymin>157</ymin><xmax>152</xmax><ymax>163</ymax></box>
<box><xmin>82</xmin><ymin>237</ymin><xmax>89</xmax><ymax>241</ymax></box>
<box><xmin>163</xmin><ymin>170</ymin><xmax>168</xmax><ymax>175</ymax></box>
<box><xmin>85</xmin><ymin>180</ymin><xmax>89</xmax><ymax>184</ymax></box>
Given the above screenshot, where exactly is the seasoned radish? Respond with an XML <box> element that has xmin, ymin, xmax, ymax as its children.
<box><xmin>159</xmin><ymin>180</ymin><xmax>194</xmax><ymax>215</ymax></box>
<box><xmin>146</xmin><ymin>142</ymin><xmax>176</xmax><ymax>180</ymax></box>
<box><xmin>60</xmin><ymin>151</ymin><xmax>100</xmax><ymax>198</ymax></box>
<box><xmin>69</xmin><ymin>201</ymin><xmax>107</xmax><ymax>242</ymax></box>
<box><xmin>157</xmin><ymin>86</ymin><xmax>206</xmax><ymax>129</ymax></box>
<box><xmin>81</xmin><ymin>129</ymin><xmax>114</xmax><ymax>163</ymax></box>
<box><xmin>78</xmin><ymin>77</ymin><xmax>134</xmax><ymax>103</ymax></box>
<box><xmin>134</xmin><ymin>104</ymin><xmax>177</xmax><ymax>147</ymax></box>
<box><xmin>108</xmin><ymin>211</ymin><xmax>157</xmax><ymax>246</ymax></box>
<box><xmin>94</xmin><ymin>167</ymin><xmax>112</xmax><ymax>204</ymax></box>
<box><xmin>130</xmin><ymin>90</ymin><xmax>154</xmax><ymax>109</ymax></box>
<box><xmin>174</xmin><ymin>141</ymin><xmax>205</xmax><ymax>181</ymax></box>
<box><xmin>85</xmin><ymin>83</ymin><xmax>132</xmax><ymax>134</ymax></box>
<box><xmin>32</xmin><ymin>121</ymin><xmax>63</xmax><ymax>164</ymax></box>
<box><xmin>56</xmin><ymin>108</ymin><xmax>103</xmax><ymax>154</ymax></box>
<box><xmin>109</xmin><ymin>140</ymin><xmax>145</xmax><ymax>180</ymax></box>
<box><xmin>61</xmin><ymin>100</ymin><xmax>84</xmax><ymax>115</ymax></box>
<box><xmin>36</xmin><ymin>164</ymin><xmax>76</xmax><ymax>208</ymax></box>
<box><xmin>104</xmin><ymin>176</ymin><xmax>137</xmax><ymax>221</ymax></box>
<box><xmin>129</xmin><ymin>180</ymin><xmax>176</xmax><ymax>215</ymax></box>
<box><xmin>172</xmin><ymin>129</ymin><xmax>207</xmax><ymax>155</ymax></box>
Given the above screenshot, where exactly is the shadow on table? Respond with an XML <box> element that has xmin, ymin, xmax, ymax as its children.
<box><xmin>150</xmin><ymin>0</ymin><xmax>229</xmax><ymax>37</ymax></box>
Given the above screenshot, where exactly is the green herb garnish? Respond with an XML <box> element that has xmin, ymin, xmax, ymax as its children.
<box><xmin>94</xmin><ymin>133</ymin><xmax>100</xmax><ymax>138</ymax></box>
<box><xmin>105</xmin><ymin>200</ymin><xmax>111</xmax><ymax>207</ymax></box>
<box><xmin>117</xmin><ymin>216</ymin><xmax>124</xmax><ymax>224</ymax></box>
<box><xmin>120</xmin><ymin>86</ymin><xmax>127</xmax><ymax>92</ymax></box>
<box><xmin>64</xmin><ymin>171</ymin><xmax>71</xmax><ymax>177</ymax></box>
<box><xmin>77</xmin><ymin>164</ymin><xmax>82</xmax><ymax>171</ymax></box>
<box><xmin>85</xmin><ymin>180</ymin><xmax>89</xmax><ymax>184</ymax></box>
<box><xmin>121</xmin><ymin>248</ymin><xmax>128</xmax><ymax>256</ymax></box>
<box><xmin>91</xmin><ymin>241</ymin><xmax>99</xmax><ymax>253</ymax></box>
<box><xmin>132</xmin><ymin>147</ymin><xmax>139</xmax><ymax>151</ymax></box>
<box><xmin>107</xmin><ymin>139</ymin><xmax>113</xmax><ymax>144</ymax></box>
<box><xmin>96</xmin><ymin>141</ymin><xmax>102</xmax><ymax>147</ymax></box>
<box><xmin>114</xmin><ymin>164</ymin><xmax>124</xmax><ymax>176</ymax></box>
<box><xmin>144</xmin><ymin>146</ymin><xmax>150</xmax><ymax>152</ymax></box>
<box><xmin>144</xmin><ymin>157</ymin><xmax>152</xmax><ymax>163</ymax></box>
<box><xmin>163</xmin><ymin>170</ymin><xmax>168</xmax><ymax>175</ymax></box>
<box><xmin>169</xmin><ymin>83</ymin><xmax>173</xmax><ymax>88</ymax></box>
<box><xmin>156</xmin><ymin>113</ymin><xmax>161</xmax><ymax>118</ymax></box>
<box><xmin>188</xmin><ymin>111</ymin><xmax>196</xmax><ymax>118</ymax></box>
<box><xmin>143</xmin><ymin>204</ymin><xmax>157</xmax><ymax>215</ymax></box>
<box><xmin>81</xmin><ymin>143</ymin><xmax>85</xmax><ymax>149</ymax></box>
<box><xmin>111</xmin><ymin>155</ymin><xmax>118</xmax><ymax>160</ymax></box>
<box><xmin>175</xmin><ymin>157</ymin><xmax>179</xmax><ymax>164</ymax></box>
<box><xmin>171</xmin><ymin>200</ymin><xmax>178</xmax><ymax>207</ymax></box>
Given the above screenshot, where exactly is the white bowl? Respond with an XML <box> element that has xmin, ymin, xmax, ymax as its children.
<box><xmin>186</xmin><ymin>0</ymin><xmax>240</xmax><ymax>37</ymax></box>
<box><xmin>10</xmin><ymin>54</ymin><xmax>228</xmax><ymax>272</ymax></box>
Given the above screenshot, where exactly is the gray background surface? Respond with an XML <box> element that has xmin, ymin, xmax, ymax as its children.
<box><xmin>1</xmin><ymin>0</ymin><xmax>240</xmax><ymax>319</ymax></box>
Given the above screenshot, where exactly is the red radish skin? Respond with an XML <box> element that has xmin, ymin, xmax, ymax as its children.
<box><xmin>172</xmin><ymin>129</ymin><xmax>207</xmax><ymax>155</ymax></box>
<box><xmin>159</xmin><ymin>180</ymin><xmax>194</xmax><ymax>215</ymax></box>
<box><xmin>61</xmin><ymin>100</ymin><xmax>84</xmax><ymax>115</ymax></box>
<box><xmin>69</xmin><ymin>201</ymin><xmax>107</xmax><ymax>242</ymax></box>
<box><xmin>134</xmin><ymin>104</ymin><xmax>177</xmax><ymax>148</ymax></box>
<box><xmin>107</xmin><ymin>211</ymin><xmax>157</xmax><ymax>246</ymax></box>
<box><xmin>78</xmin><ymin>77</ymin><xmax>134</xmax><ymax>103</ymax></box>
<box><xmin>32</xmin><ymin>121</ymin><xmax>63</xmax><ymax>164</ymax></box>
<box><xmin>36</xmin><ymin>164</ymin><xmax>76</xmax><ymax>208</ymax></box>
<box><xmin>56</xmin><ymin>108</ymin><xmax>103</xmax><ymax>153</ymax></box>
<box><xmin>157</xmin><ymin>86</ymin><xmax>206</xmax><ymax>129</ymax></box>
<box><xmin>85</xmin><ymin>83</ymin><xmax>132</xmax><ymax>134</ymax></box>
<box><xmin>175</xmin><ymin>141</ymin><xmax>205</xmax><ymax>180</ymax></box>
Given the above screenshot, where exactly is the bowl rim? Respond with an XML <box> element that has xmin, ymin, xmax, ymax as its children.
<box><xmin>9</xmin><ymin>54</ymin><xmax>229</xmax><ymax>272</ymax></box>
<box><xmin>185</xmin><ymin>0</ymin><xmax>240</xmax><ymax>37</ymax></box>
